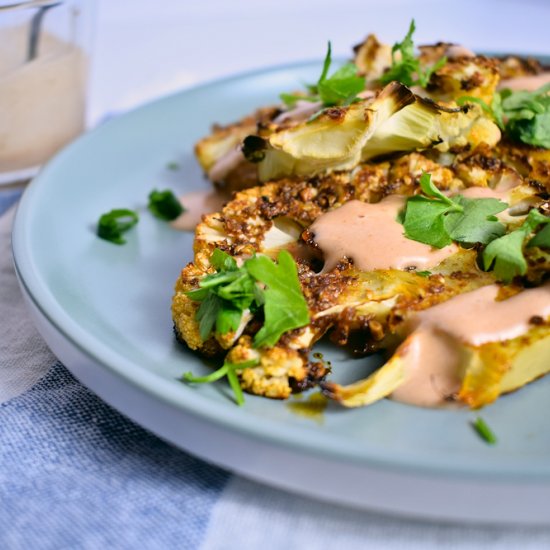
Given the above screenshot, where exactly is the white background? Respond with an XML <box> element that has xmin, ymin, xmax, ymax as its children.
<box><xmin>89</xmin><ymin>0</ymin><xmax>550</xmax><ymax>123</ymax></box>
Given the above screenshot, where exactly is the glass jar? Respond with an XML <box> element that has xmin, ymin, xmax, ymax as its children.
<box><xmin>0</xmin><ymin>0</ymin><xmax>93</xmax><ymax>185</ymax></box>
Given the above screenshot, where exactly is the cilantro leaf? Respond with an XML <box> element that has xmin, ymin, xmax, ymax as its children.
<box><xmin>318</xmin><ymin>40</ymin><xmax>332</xmax><ymax>84</ymax></box>
<box><xmin>317</xmin><ymin>62</ymin><xmax>365</xmax><ymax>106</ymax></box>
<box><xmin>215</xmin><ymin>305</ymin><xmax>245</xmax><ymax>337</ymax></box>
<box><xmin>461</xmin><ymin>84</ymin><xmax>550</xmax><ymax>148</ymax></box>
<box><xmin>148</xmin><ymin>189</ymin><xmax>184</xmax><ymax>221</ymax></box>
<box><xmin>402</xmin><ymin>173</ymin><xmax>508</xmax><ymax>249</ymax></box>
<box><xmin>188</xmin><ymin>251</ymin><xmax>259</xmax><ymax>340</ymax></box>
<box><xmin>279</xmin><ymin>94</ymin><xmax>302</xmax><ymax>107</ymax></box>
<box><xmin>444</xmin><ymin>196</ymin><xmax>507</xmax><ymax>245</ymax></box>
<box><xmin>380</xmin><ymin>19</ymin><xmax>417</xmax><ymax>87</ymax></box>
<box><xmin>280</xmin><ymin>41</ymin><xmax>364</xmax><ymax>109</ymax></box>
<box><xmin>500</xmin><ymin>83</ymin><xmax>550</xmax><ymax>148</ymax></box>
<box><xmin>508</xmin><ymin>110</ymin><xmax>550</xmax><ymax>149</ymax></box>
<box><xmin>402</xmin><ymin>196</ymin><xmax>453</xmax><ymax>248</ymax></box>
<box><xmin>245</xmin><ymin>250</ymin><xmax>310</xmax><ymax>348</ymax></box>
<box><xmin>418</xmin><ymin>171</ymin><xmax>455</xmax><ymax>205</ymax></box>
<box><xmin>528</xmin><ymin>222</ymin><xmax>550</xmax><ymax>249</ymax></box>
<box><xmin>482</xmin><ymin>228</ymin><xmax>528</xmax><ymax>283</ymax></box>
<box><xmin>402</xmin><ymin>172</ymin><xmax>457</xmax><ymax>247</ymax></box>
<box><xmin>482</xmin><ymin>208</ymin><xmax>550</xmax><ymax>282</ymax></box>
<box><xmin>522</xmin><ymin>208</ymin><xmax>550</xmax><ymax>233</ymax></box>
<box><xmin>97</xmin><ymin>208</ymin><xmax>139</xmax><ymax>245</ymax></box>
<box><xmin>210</xmin><ymin>248</ymin><xmax>238</xmax><ymax>271</ymax></box>
<box><xmin>379</xmin><ymin>20</ymin><xmax>446</xmax><ymax>88</ymax></box>
<box><xmin>195</xmin><ymin>293</ymin><xmax>222</xmax><ymax>340</ymax></box>
<box><xmin>490</xmin><ymin>91</ymin><xmax>505</xmax><ymax>129</ymax></box>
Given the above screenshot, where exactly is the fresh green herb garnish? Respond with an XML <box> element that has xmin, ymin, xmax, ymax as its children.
<box><xmin>183</xmin><ymin>358</ymin><xmax>259</xmax><ymax>406</ymax></box>
<box><xmin>459</xmin><ymin>83</ymin><xmax>550</xmax><ymax>148</ymax></box>
<box><xmin>482</xmin><ymin>208</ymin><xmax>550</xmax><ymax>283</ymax></box>
<box><xmin>497</xmin><ymin>84</ymin><xmax>550</xmax><ymax>148</ymax></box>
<box><xmin>280</xmin><ymin>41</ymin><xmax>364</xmax><ymax>108</ymax></box>
<box><xmin>528</xmin><ymin>221</ymin><xmax>550</xmax><ymax>249</ymax></box>
<box><xmin>402</xmin><ymin>173</ymin><xmax>550</xmax><ymax>282</ymax></box>
<box><xmin>148</xmin><ymin>189</ymin><xmax>184</xmax><ymax>221</ymax></box>
<box><xmin>187</xmin><ymin>249</ymin><xmax>259</xmax><ymax>340</ymax></box>
<box><xmin>245</xmin><ymin>250</ymin><xmax>310</xmax><ymax>348</ymax></box>
<box><xmin>416</xmin><ymin>270</ymin><xmax>432</xmax><ymax>277</ymax></box>
<box><xmin>187</xmin><ymin>249</ymin><xmax>310</xmax><ymax>347</ymax></box>
<box><xmin>166</xmin><ymin>161</ymin><xmax>180</xmax><ymax>171</ymax></box>
<box><xmin>472</xmin><ymin>416</ymin><xmax>497</xmax><ymax>445</ymax></box>
<box><xmin>97</xmin><ymin>208</ymin><xmax>139</xmax><ymax>245</ymax></box>
<box><xmin>401</xmin><ymin>173</ymin><xmax>508</xmax><ymax>248</ymax></box>
<box><xmin>279</xmin><ymin>93</ymin><xmax>318</xmax><ymax>108</ymax></box>
<box><xmin>379</xmin><ymin>20</ymin><xmax>447</xmax><ymax>88</ymax></box>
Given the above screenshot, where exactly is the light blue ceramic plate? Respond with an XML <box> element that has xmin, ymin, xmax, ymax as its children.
<box><xmin>11</xmin><ymin>60</ymin><xmax>550</xmax><ymax>516</ymax></box>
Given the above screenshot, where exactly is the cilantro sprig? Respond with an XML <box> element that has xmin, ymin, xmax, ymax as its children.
<box><xmin>401</xmin><ymin>173</ymin><xmax>550</xmax><ymax>283</ymax></box>
<box><xmin>184</xmin><ymin>249</ymin><xmax>310</xmax><ymax>405</ymax></box>
<box><xmin>183</xmin><ymin>358</ymin><xmax>259</xmax><ymax>406</ymax></box>
<box><xmin>187</xmin><ymin>249</ymin><xmax>259</xmax><ymax>340</ymax></box>
<box><xmin>280</xmin><ymin>41</ymin><xmax>364</xmax><ymax>109</ymax></box>
<box><xmin>459</xmin><ymin>83</ymin><xmax>550</xmax><ymax>149</ymax></box>
<box><xmin>482</xmin><ymin>208</ymin><xmax>550</xmax><ymax>282</ymax></box>
<box><xmin>401</xmin><ymin>173</ymin><xmax>508</xmax><ymax>248</ymax></box>
<box><xmin>379</xmin><ymin>20</ymin><xmax>447</xmax><ymax>88</ymax></box>
<box><xmin>245</xmin><ymin>251</ymin><xmax>310</xmax><ymax>347</ymax></box>
<box><xmin>187</xmin><ymin>249</ymin><xmax>310</xmax><ymax>348</ymax></box>
<box><xmin>97</xmin><ymin>209</ymin><xmax>139</xmax><ymax>245</ymax></box>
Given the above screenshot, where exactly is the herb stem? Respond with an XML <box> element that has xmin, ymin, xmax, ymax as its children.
<box><xmin>182</xmin><ymin>365</ymin><xmax>229</xmax><ymax>384</ymax></box>
<box><xmin>472</xmin><ymin>416</ymin><xmax>497</xmax><ymax>445</ymax></box>
<box><xmin>226</xmin><ymin>368</ymin><xmax>245</xmax><ymax>406</ymax></box>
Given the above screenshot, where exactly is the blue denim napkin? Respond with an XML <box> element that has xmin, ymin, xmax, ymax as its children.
<box><xmin>2</xmin><ymin>190</ymin><xmax>550</xmax><ymax>549</ymax></box>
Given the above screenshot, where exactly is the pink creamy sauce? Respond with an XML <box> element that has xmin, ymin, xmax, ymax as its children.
<box><xmin>499</xmin><ymin>72</ymin><xmax>550</xmax><ymax>92</ymax></box>
<box><xmin>273</xmin><ymin>100</ymin><xmax>323</xmax><ymax>124</ymax></box>
<box><xmin>393</xmin><ymin>283</ymin><xmax>550</xmax><ymax>407</ymax></box>
<box><xmin>309</xmin><ymin>187</ymin><xmax>548</xmax><ymax>407</ymax></box>
<box><xmin>207</xmin><ymin>147</ymin><xmax>244</xmax><ymax>183</ymax></box>
<box><xmin>459</xmin><ymin>186</ymin><xmax>510</xmax><ymax>201</ymax></box>
<box><xmin>309</xmin><ymin>196</ymin><xmax>457</xmax><ymax>272</ymax></box>
<box><xmin>170</xmin><ymin>190</ymin><xmax>228</xmax><ymax>231</ymax></box>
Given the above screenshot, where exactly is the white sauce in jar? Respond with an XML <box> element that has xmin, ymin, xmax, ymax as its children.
<box><xmin>0</xmin><ymin>26</ymin><xmax>87</xmax><ymax>172</ymax></box>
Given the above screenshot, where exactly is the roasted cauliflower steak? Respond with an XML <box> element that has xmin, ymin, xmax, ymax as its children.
<box><xmin>173</xmin><ymin>151</ymin><xmax>549</xmax><ymax>405</ymax></box>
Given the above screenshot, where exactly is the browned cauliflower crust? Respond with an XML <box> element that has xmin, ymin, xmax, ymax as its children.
<box><xmin>425</xmin><ymin>55</ymin><xmax>500</xmax><ymax>104</ymax></box>
<box><xmin>176</xmin><ymin>32</ymin><xmax>550</xmax><ymax>406</ymax></box>
<box><xmin>172</xmin><ymin>149</ymin><xmax>547</xmax><ymax>400</ymax></box>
